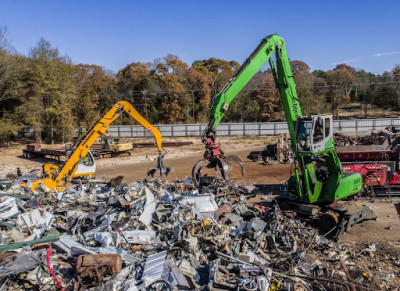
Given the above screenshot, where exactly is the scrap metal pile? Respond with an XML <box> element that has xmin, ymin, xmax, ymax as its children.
<box><xmin>247</xmin><ymin>134</ymin><xmax>291</xmax><ymax>165</ymax></box>
<box><xmin>334</xmin><ymin>126</ymin><xmax>400</xmax><ymax>147</ymax></box>
<box><xmin>0</xmin><ymin>178</ymin><xmax>399</xmax><ymax>290</ymax></box>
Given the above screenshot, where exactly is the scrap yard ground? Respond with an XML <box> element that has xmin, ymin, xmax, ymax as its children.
<box><xmin>1</xmin><ymin>136</ymin><xmax>400</xmax><ymax>247</ymax></box>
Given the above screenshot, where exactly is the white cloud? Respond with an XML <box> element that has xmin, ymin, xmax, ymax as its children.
<box><xmin>331</xmin><ymin>58</ymin><xmax>360</xmax><ymax>66</ymax></box>
<box><xmin>373</xmin><ymin>51</ymin><xmax>400</xmax><ymax>57</ymax></box>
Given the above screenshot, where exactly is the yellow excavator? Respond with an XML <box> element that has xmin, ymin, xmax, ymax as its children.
<box><xmin>24</xmin><ymin>101</ymin><xmax>173</xmax><ymax>192</ymax></box>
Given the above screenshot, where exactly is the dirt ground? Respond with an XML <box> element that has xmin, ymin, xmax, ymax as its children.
<box><xmin>1</xmin><ymin>136</ymin><xmax>399</xmax><ymax>248</ymax></box>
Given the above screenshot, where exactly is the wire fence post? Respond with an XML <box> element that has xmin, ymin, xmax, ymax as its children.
<box><xmin>356</xmin><ymin>120</ymin><xmax>358</xmax><ymax>136</ymax></box>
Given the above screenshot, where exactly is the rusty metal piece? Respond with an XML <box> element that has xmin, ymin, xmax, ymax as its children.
<box><xmin>213</xmin><ymin>263</ymin><xmax>237</xmax><ymax>289</ymax></box>
<box><xmin>214</xmin><ymin>203</ymin><xmax>232</xmax><ymax>222</ymax></box>
<box><xmin>339</xmin><ymin>257</ymin><xmax>356</xmax><ymax>291</ymax></box>
<box><xmin>76</xmin><ymin>254</ymin><xmax>122</xmax><ymax>285</ymax></box>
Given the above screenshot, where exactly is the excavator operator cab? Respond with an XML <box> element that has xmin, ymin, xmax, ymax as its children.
<box><xmin>74</xmin><ymin>151</ymin><xmax>96</xmax><ymax>177</ymax></box>
<box><xmin>296</xmin><ymin>115</ymin><xmax>333</xmax><ymax>153</ymax></box>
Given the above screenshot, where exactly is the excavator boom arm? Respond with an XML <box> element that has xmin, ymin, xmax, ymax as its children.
<box><xmin>35</xmin><ymin>101</ymin><xmax>168</xmax><ymax>191</ymax></box>
<box><xmin>119</xmin><ymin>101</ymin><xmax>163</xmax><ymax>151</ymax></box>
<box><xmin>207</xmin><ymin>34</ymin><xmax>301</xmax><ymax>146</ymax></box>
<box><xmin>201</xmin><ymin>34</ymin><xmax>361</xmax><ymax>204</ymax></box>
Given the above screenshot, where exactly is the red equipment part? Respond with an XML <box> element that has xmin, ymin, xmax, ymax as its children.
<box><xmin>342</xmin><ymin>164</ymin><xmax>387</xmax><ymax>187</ymax></box>
<box><xmin>338</xmin><ymin>145</ymin><xmax>400</xmax><ymax>189</ymax></box>
<box><xmin>389</xmin><ymin>173</ymin><xmax>400</xmax><ymax>185</ymax></box>
<box><xmin>203</xmin><ymin>137</ymin><xmax>224</xmax><ymax>161</ymax></box>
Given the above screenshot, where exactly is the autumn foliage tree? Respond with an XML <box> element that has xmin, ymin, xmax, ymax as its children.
<box><xmin>186</xmin><ymin>67</ymin><xmax>211</xmax><ymax>122</ymax></box>
<box><xmin>1</xmin><ymin>32</ymin><xmax>400</xmax><ymax>146</ymax></box>
<box><xmin>325</xmin><ymin>64</ymin><xmax>356</xmax><ymax>118</ymax></box>
<box><xmin>18</xmin><ymin>39</ymin><xmax>77</xmax><ymax>143</ymax></box>
<box><xmin>74</xmin><ymin>64</ymin><xmax>116</xmax><ymax>131</ymax></box>
<box><xmin>117</xmin><ymin>62</ymin><xmax>152</xmax><ymax>110</ymax></box>
<box><xmin>0</xmin><ymin>114</ymin><xmax>18</xmax><ymax>146</ymax></box>
<box><xmin>252</xmin><ymin>73</ymin><xmax>281</xmax><ymax>121</ymax></box>
<box><xmin>154</xmin><ymin>55</ymin><xmax>188</xmax><ymax>123</ymax></box>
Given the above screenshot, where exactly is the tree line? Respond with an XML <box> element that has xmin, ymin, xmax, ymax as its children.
<box><xmin>0</xmin><ymin>28</ymin><xmax>399</xmax><ymax>145</ymax></box>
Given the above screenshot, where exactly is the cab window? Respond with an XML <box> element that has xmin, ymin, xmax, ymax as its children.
<box><xmin>324</xmin><ymin>118</ymin><xmax>330</xmax><ymax>138</ymax></box>
<box><xmin>313</xmin><ymin>118</ymin><xmax>324</xmax><ymax>143</ymax></box>
<box><xmin>81</xmin><ymin>154</ymin><xmax>94</xmax><ymax>166</ymax></box>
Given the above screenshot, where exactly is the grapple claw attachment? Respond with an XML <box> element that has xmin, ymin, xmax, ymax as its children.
<box><xmin>193</xmin><ymin>136</ymin><xmax>245</xmax><ymax>186</ymax></box>
<box><xmin>226</xmin><ymin>155</ymin><xmax>245</xmax><ymax>176</ymax></box>
<box><xmin>192</xmin><ymin>159</ymin><xmax>211</xmax><ymax>187</ymax></box>
<box><xmin>147</xmin><ymin>152</ymin><xmax>174</xmax><ymax>177</ymax></box>
<box><xmin>191</xmin><ymin>155</ymin><xmax>244</xmax><ymax>187</ymax></box>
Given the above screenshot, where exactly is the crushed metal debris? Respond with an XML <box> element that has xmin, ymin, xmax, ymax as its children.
<box><xmin>0</xmin><ymin>177</ymin><xmax>398</xmax><ymax>290</ymax></box>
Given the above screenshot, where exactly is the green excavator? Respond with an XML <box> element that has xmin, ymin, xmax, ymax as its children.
<box><xmin>192</xmin><ymin>34</ymin><xmax>375</xmax><ymax>239</ymax></box>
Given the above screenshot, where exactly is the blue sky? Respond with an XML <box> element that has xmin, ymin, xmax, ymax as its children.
<box><xmin>1</xmin><ymin>0</ymin><xmax>399</xmax><ymax>74</ymax></box>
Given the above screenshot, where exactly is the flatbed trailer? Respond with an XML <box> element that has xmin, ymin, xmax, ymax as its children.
<box><xmin>22</xmin><ymin>143</ymin><xmax>68</xmax><ymax>161</ymax></box>
<box><xmin>90</xmin><ymin>141</ymin><xmax>193</xmax><ymax>158</ymax></box>
<box><xmin>131</xmin><ymin>141</ymin><xmax>193</xmax><ymax>148</ymax></box>
<box><xmin>23</xmin><ymin>141</ymin><xmax>193</xmax><ymax>160</ymax></box>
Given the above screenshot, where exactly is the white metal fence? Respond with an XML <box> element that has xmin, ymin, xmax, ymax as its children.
<box><xmin>104</xmin><ymin>118</ymin><xmax>400</xmax><ymax>138</ymax></box>
<box><xmin>19</xmin><ymin>118</ymin><xmax>400</xmax><ymax>138</ymax></box>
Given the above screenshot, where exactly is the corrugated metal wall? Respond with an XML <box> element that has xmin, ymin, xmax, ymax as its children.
<box><xmin>103</xmin><ymin>118</ymin><xmax>400</xmax><ymax>138</ymax></box>
<box><xmin>18</xmin><ymin>118</ymin><xmax>400</xmax><ymax>138</ymax></box>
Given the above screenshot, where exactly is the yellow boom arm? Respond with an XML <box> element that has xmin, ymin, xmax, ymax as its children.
<box><xmin>29</xmin><ymin>101</ymin><xmax>171</xmax><ymax>191</ymax></box>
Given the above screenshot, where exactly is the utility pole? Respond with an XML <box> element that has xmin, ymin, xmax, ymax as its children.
<box><xmin>142</xmin><ymin>90</ymin><xmax>148</xmax><ymax>120</ymax></box>
<box><xmin>192</xmin><ymin>91</ymin><xmax>195</xmax><ymax>121</ymax></box>
<box><xmin>355</xmin><ymin>82</ymin><xmax>358</xmax><ymax>99</ymax></box>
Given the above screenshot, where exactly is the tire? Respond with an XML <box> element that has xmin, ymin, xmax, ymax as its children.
<box><xmin>319</xmin><ymin>210</ymin><xmax>339</xmax><ymax>234</ymax></box>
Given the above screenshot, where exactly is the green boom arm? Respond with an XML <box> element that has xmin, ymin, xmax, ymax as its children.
<box><xmin>205</xmin><ymin>34</ymin><xmax>362</xmax><ymax>204</ymax></box>
<box><xmin>206</xmin><ymin>34</ymin><xmax>301</xmax><ymax>146</ymax></box>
